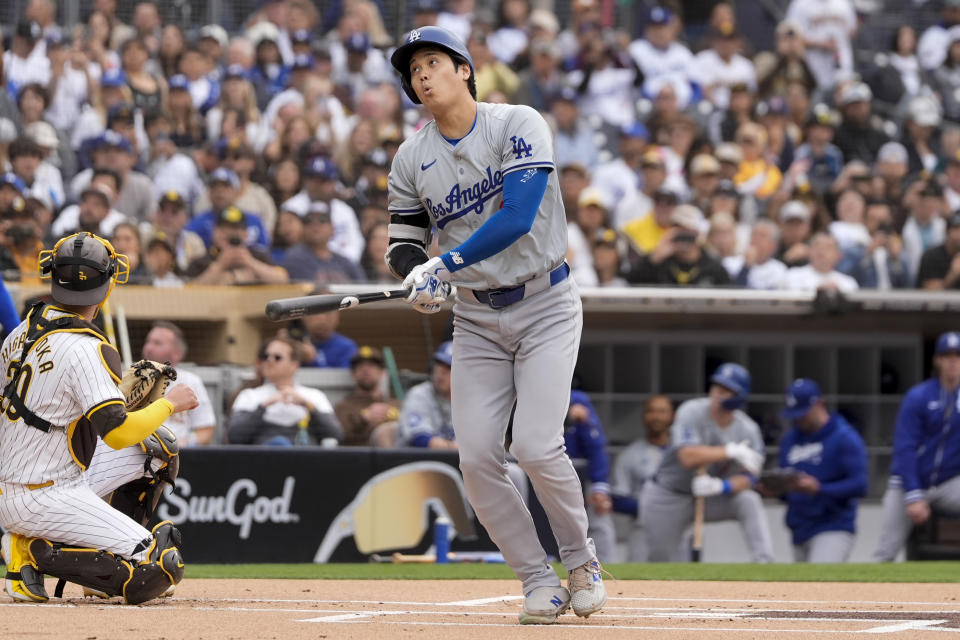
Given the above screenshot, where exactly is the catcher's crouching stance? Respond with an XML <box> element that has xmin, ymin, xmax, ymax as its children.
<box><xmin>0</xmin><ymin>233</ymin><xmax>198</xmax><ymax>604</ymax></box>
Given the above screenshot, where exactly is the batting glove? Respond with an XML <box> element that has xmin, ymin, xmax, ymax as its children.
<box><xmin>692</xmin><ymin>475</ymin><xmax>731</xmax><ymax>497</ymax></box>
<box><xmin>724</xmin><ymin>441</ymin><xmax>764</xmax><ymax>476</ymax></box>
<box><xmin>403</xmin><ymin>256</ymin><xmax>452</xmax><ymax>310</ymax></box>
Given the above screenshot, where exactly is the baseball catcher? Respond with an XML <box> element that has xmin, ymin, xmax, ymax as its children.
<box><xmin>0</xmin><ymin>233</ymin><xmax>198</xmax><ymax>604</ymax></box>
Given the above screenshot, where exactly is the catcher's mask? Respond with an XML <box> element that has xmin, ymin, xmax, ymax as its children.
<box><xmin>39</xmin><ymin>232</ymin><xmax>129</xmax><ymax>308</ymax></box>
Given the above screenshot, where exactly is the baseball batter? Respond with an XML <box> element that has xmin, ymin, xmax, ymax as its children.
<box><xmin>640</xmin><ymin>363</ymin><xmax>774</xmax><ymax>562</ymax></box>
<box><xmin>0</xmin><ymin>233</ymin><xmax>198</xmax><ymax>604</ymax></box>
<box><xmin>874</xmin><ymin>331</ymin><xmax>960</xmax><ymax>561</ymax></box>
<box><xmin>387</xmin><ymin>27</ymin><xmax>605</xmax><ymax>625</ymax></box>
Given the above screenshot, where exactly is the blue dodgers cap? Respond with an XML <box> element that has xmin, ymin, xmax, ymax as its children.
<box><xmin>0</xmin><ymin>172</ymin><xmax>25</xmax><ymax>194</ymax></box>
<box><xmin>209</xmin><ymin>167</ymin><xmax>240</xmax><ymax>188</ymax></box>
<box><xmin>621</xmin><ymin>121</ymin><xmax>649</xmax><ymax>139</ymax></box>
<box><xmin>292</xmin><ymin>54</ymin><xmax>315</xmax><ymax>70</ymax></box>
<box><xmin>224</xmin><ymin>64</ymin><xmax>250</xmax><ymax>80</ymax></box>
<box><xmin>100</xmin><ymin>68</ymin><xmax>127</xmax><ymax>88</ymax></box>
<box><xmin>304</xmin><ymin>156</ymin><xmax>339</xmax><ymax>180</ymax></box>
<box><xmin>935</xmin><ymin>332</ymin><xmax>960</xmax><ymax>355</ymax></box>
<box><xmin>168</xmin><ymin>74</ymin><xmax>190</xmax><ymax>91</ymax></box>
<box><xmin>648</xmin><ymin>6</ymin><xmax>674</xmax><ymax>25</ymax></box>
<box><xmin>782</xmin><ymin>378</ymin><xmax>822</xmax><ymax>419</ymax></box>
<box><xmin>345</xmin><ymin>32</ymin><xmax>371</xmax><ymax>53</ymax></box>
<box><xmin>96</xmin><ymin>130</ymin><xmax>134</xmax><ymax>153</ymax></box>
<box><xmin>291</xmin><ymin>29</ymin><xmax>312</xmax><ymax>44</ymax></box>
<box><xmin>433</xmin><ymin>341</ymin><xmax>453</xmax><ymax>366</ymax></box>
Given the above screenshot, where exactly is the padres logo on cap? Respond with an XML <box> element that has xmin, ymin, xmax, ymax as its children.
<box><xmin>223</xmin><ymin>206</ymin><xmax>244</xmax><ymax>223</ymax></box>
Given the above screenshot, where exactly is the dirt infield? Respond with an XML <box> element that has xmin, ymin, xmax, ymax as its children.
<box><xmin>3</xmin><ymin>578</ymin><xmax>960</xmax><ymax>639</ymax></box>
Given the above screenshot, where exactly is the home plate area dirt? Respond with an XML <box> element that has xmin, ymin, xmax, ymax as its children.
<box><xmin>1</xmin><ymin>579</ymin><xmax>959</xmax><ymax>639</ymax></box>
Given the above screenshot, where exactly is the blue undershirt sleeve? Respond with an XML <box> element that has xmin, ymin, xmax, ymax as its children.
<box><xmin>439</xmin><ymin>168</ymin><xmax>549</xmax><ymax>272</ymax></box>
<box><xmin>0</xmin><ymin>280</ymin><xmax>19</xmax><ymax>337</ymax></box>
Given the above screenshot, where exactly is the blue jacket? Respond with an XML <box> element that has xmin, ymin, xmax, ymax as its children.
<box><xmin>779</xmin><ymin>414</ymin><xmax>867</xmax><ymax>545</ymax></box>
<box><xmin>311</xmin><ymin>333</ymin><xmax>357</xmax><ymax>368</ymax></box>
<box><xmin>186</xmin><ymin>209</ymin><xmax>269</xmax><ymax>250</ymax></box>
<box><xmin>564</xmin><ymin>390</ymin><xmax>610</xmax><ymax>492</ymax></box>
<box><xmin>891</xmin><ymin>378</ymin><xmax>960</xmax><ymax>502</ymax></box>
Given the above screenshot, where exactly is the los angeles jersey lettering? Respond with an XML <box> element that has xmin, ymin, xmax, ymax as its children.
<box><xmin>388</xmin><ymin>102</ymin><xmax>566</xmax><ymax>290</ymax></box>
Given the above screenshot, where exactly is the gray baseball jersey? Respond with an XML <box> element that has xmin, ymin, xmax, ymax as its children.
<box><xmin>398</xmin><ymin>380</ymin><xmax>454</xmax><ymax>445</ymax></box>
<box><xmin>611</xmin><ymin>440</ymin><xmax>665</xmax><ymax>498</ymax></box>
<box><xmin>388</xmin><ymin>102</ymin><xmax>566</xmax><ymax>289</ymax></box>
<box><xmin>654</xmin><ymin>397</ymin><xmax>766</xmax><ymax>494</ymax></box>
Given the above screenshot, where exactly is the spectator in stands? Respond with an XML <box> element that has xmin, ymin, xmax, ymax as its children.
<box><xmin>20</xmin><ymin>85</ymin><xmax>76</xmax><ymax>184</ymax></box>
<box><xmin>360</xmin><ymin>221</ymin><xmax>394</xmax><ymax>283</ymax></box>
<box><xmin>4</xmin><ymin>21</ymin><xmax>50</xmax><ymax>100</ymax></box>
<box><xmin>184</xmin><ymin>206</ymin><xmax>289</xmax><ymax>285</ymax></box>
<box><xmin>758</xmin><ymin>96</ymin><xmax>797</xmax><ymax>172</ymax></box>
<box><xmin>784</xmin><ymin>0</ymin><xmax>856</xmax><ymax>92</ymax></box>
<box><xmin>550</xmin><ymin>88</ymin><xmax>599</xmax><ymax>172</ymax></box>
<box><xmin>268</xmin><ymin>158</ymin><xmax>303</xmax><ymax>210</ymax></box>
<box><xmin>946</xmin><ymin>151</ymin><xmax>960</xmax><ymax>212</ymax></box>
<box><xmin>777</xmin><ymin>200</ymin><xmax>815</xmax><ymax>267</ymax></box>
<box><xmin>622</xmin><ymin>184</ymin><xmax>679</xmax><ymax>255</ymax></box>
<box><xmin>467</xmin><ymin>29</ymin><xmax>519</xmax><ymax>103</ymax></box>
<box><xmin>110</xmin><ymin>222</ymin><xmax>151</xmax><ymax>284</ymax></box>
<box><xmin>610</xmin><ymin>394</ymin><xmax>673</xmax><ymax>562</ymax></box>
<box><xmin>902</xmin><ymin>180</ymin><xmax>947</xmax><ymax>281</ymax></box>
<box><xmin>515</xmin><ymin>40</ymin><xmax>563</xmax><ymax>114</ymax></box>
<box><xmin>628</xmin><ymin>7</ymin><xmax>694</xmax><ymax>110</ymax></box>
<box><xmin>874</xmin><ymin>142</ymin><xmax>910</xmax><ymax>222</ymax></box>
<box><xmin>282</xmin><ymin>204</ymin><xmax>365</xmax><ymax>284</ymax></box>
<box><xmin>296</xmin><ymin>301</ymin><xmax>358</xmax><ymax>368</ymax></box>
<box><xmin>187</xmin><ymin>168</ymin><xmax>270</xmax><ymax>249</ymax></box>
<box><xmin>559</xmin><ymin>163</ymin><xmax>590</xmax><ymax>220</ymax></box>
<box><xmin>591</xmin><ymin>228</ymin><xmax>631</xmax><ymax>287</ymax></box>
<box><xmin>902</xmin><ymin>95</ymin><xmax>943</xmax><ymax>175</ymax></box>
<box><xmin>142</xmin><ymin>321</ymin><xmax>218</xmax><ymax>445</ymax></box>
<box><xmin>567</xmin><ymin>26</ymin><xmax>637</xmax><ymax>129</ymax></box>
<box><xmin>567</xmin><ymin>187</ymin><xmax>608</xmax><ymax>287</ymax></box>
<box><xmin>688</xmin><ymin>155</ymin><xmax>722</xmax><ymax>215</ymax></box>
<box><xmin>694</xmin><ymin>26</ymin><xmax>756</xmax><ymax>111</ymax></box>
<box><xmin>781</xmin><ymin>231</ymin><xmax>859</xmax><ymax>293</ymax></box>
<box><xmin>144</xmin><ymin>234</ymin><xmax>184</xmax><ymax>287</ymax></box>
<box><xmin>52</xmin><ymin>175</ymin><xmax>126</xmax><ymax>238</ymax></box>
<box><xmin>565</xmin><ymin>388</ymin><xmax>615</xmax><ymax>563</ymax></box>
<box><xmin>335</xmin><ymin>346</ymin><xmax>400</xmax><ymax>447</ymax></box>
<box><xmin>145</xmin><ymin>111</ymin><xmax>205</xmax><ymax>207</ymax></box>
<box><xmin>280</xmin><ymin>156</ymin><xmax>364</xmax><ymax>264</ymax></box>
<box><xmin>72</xmin><ymin>131</ymin><xmax>157</xmax><ymax>224</ymax></box>
<box><xmin>196</xmin><ymin>141</ymin><xmax>277</xmax><ymax>237</ymax></box>
<box><xmin>227</xmin><ymin>337</ymin><xmax>342</xmax><ymax>446</ymax></box>
<box><xmin>765</xmin><ymin>378</ymin><xmax>867</xmax><ymax>562</ymax></box>
<box><xmin>830</xmin><ymin>188</ymin><xmax>871</xmax><ymax>271</ymax></box>
<box><xmin>852</xmin><ymin>200</ymin><xmax>909</xmax><ymax>289</ymax></box>
<box><xmin>612</xmin><ymin>142</ymin><xmax>664</xmax><ymax>232</ymax></box>
<box><xmin>398</xmin><ymin>342</ymin><xmax>455</xmax><ymax>449</ymax></box>
<box><xmin>874</xmin><ymin>331</ymin><xmax>960</xmax><ymax>561</ymax></box>
<box><xmin>917</xmin><ymin>0</ymin><xmax>960</xmax><ymax>70</ymax></box>
<box><xmin>734</xmin><ymin>122</ymin><xmax>782</xmax><ymax>201</ymax></box>
<box><xmin>916</xmin><ymin>212</ymin><xmax>960</xmax><ymax>290</ymax></box>
<box><xmin>627</xmin><ymin>204</ymin><xmax>730</xmax><ymax>287</ymax></box>
<box><xmin>755</xmin><ymin>20</ymin><xmax>816</xmax><ymax>100</ymax></box>
<box><xmin>727</xmin><ymin>219</ymin><xmax>788</xmax><ymax>289</ymax></box>
<box><xmin>870</xmin><ymin>25</ymin><xmax>921</xmax><ymax>115</ymax></box>
<box><xmin>166</xmin><ymin>74</ymin><xmax>205</xmax><ymax>148</ymax></box>
<box><xmin>143</xmin><ymin>191</ymin><xmax>207</xmax><ymax>273</ymax></box>
<box><xmin>707</xmin><ymin>212</ymin><xmax>742</xmax><ymax>277</ymax></box>
<box><xmin>833</xmin><ymin>82</ymin><xmax>889</xmax><ymax>165</ymax></box>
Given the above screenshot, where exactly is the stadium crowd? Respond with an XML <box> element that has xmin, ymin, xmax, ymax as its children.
<box><xmin>3</xmin><ymin>0</ymin><xmax>960</xmax><ymax>292</ymax></box>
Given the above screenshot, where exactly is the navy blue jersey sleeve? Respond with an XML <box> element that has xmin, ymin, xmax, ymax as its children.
<box><xmin>818</xmin><ymin>429</ymin><xmax>868</xmax><ymax>500</ymax></box>
<box><xmin>439</xmin><ymin>168</ymin><xmax>547</xmax><ymax>272</ymax></box>
<box><xmin>569</xmin><ymin>390</ymin><xmax>610</xmax><ymax>490</ymax></box>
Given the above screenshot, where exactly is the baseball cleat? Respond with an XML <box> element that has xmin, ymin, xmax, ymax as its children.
<box><xmin>2</xmin><ymin>533</ymin><xmax>48</xmax><ymax>603</ymax></box>
<box><xmin>518</xmin><ymin>585</ymin><xmax>570</xmax><ymax>624</ymax></box>
<box><xmin>568</xmin><ymin>558</ymin><xmax>606</xmax><ymax>618</ymax></box>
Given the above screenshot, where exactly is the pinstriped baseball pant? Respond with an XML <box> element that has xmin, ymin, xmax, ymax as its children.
<box><xmin>452</xmin><ymin>278</ymin><xmax>595</xmax><ymax>594</ymax></box>
<box><xmin>0</xmin><ymin>440</ymin><xmax>154</xmax><ymax>561</ymax></box>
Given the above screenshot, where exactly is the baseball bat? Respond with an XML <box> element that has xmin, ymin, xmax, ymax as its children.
<box><xmin>692</xmin><ymin>467</ymin><xmax>706</xmax><ymax>563</ymax></box>
<box><xmin>265</xmin><ymin>289</ymin><xmax>409</xmax><ymax>321</ymax></box>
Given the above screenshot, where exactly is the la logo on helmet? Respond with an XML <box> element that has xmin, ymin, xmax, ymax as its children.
<box><xmin>409</xmin><ymin>30</ymin><xmax>421</xmax><ymax>42</ymax></box>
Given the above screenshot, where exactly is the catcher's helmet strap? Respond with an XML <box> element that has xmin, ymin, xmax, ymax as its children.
<box><xmin>2</xmin><ymin>306</ymin><xmax>106</xmax><ymax>434</ymax></box>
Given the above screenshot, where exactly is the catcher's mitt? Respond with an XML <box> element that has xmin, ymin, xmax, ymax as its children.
<box><xmin>118</xmin><ymin>360</ymin><xmax>177</xmax><ymax>411</ymax></box>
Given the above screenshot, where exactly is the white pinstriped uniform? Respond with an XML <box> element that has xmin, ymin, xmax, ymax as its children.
<box><xmin>0</xmin><ymin>308</ymin><xmax>154</xmax><ymax>560</ymax></box>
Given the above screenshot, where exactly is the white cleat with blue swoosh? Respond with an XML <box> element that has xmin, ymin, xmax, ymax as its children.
<box><xmin>519</xmin><ymin>585</ymin><xmax>570</xmax><ymax>624</ymax></box>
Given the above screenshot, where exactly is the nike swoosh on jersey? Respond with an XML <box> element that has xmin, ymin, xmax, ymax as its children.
<box><xmin>421</xmin><ymin>159</ymin><xmax>437</xmax><ymax>171</ymax></box>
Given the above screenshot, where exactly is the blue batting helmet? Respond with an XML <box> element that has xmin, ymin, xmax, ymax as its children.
<box><xmin>390</xmin><ymin>26</ymin><xmax>474</xmax><ymax>104</ymax></box>
<box><xmin>710</xmin><ymin>362</ymin><xmax>751</xmax><ymax>410</ymax></box>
